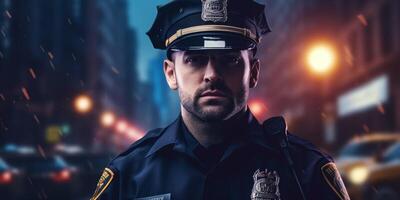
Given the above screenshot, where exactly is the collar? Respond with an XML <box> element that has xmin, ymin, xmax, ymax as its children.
<box><xmin>245</xmin><ymin>113</ymin><xmax>280</xmax><ymax>153</ymax></box>
<box><xmin>145</xmin><ymin>110</ymin><xmax>280</xmax><ymax>158</ymax></box>
<box><xmin>145</xmin><ymin>117</ymin><xmax>182</xmax><ymax>158</ymax></box>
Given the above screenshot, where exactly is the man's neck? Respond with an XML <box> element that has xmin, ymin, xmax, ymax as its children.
<box><xmin>181</xmin><ymin>106</ymin><xmax>247</xmax><ymax>147</ymax></box>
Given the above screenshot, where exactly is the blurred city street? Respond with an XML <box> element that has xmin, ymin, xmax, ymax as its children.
<box><xmin>0</xmin><ymin>0</ymin><xmax>399</xmax><ymax>199</ymax></box>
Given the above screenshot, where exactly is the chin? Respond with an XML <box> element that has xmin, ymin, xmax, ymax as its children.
<box><xmin>197</xmin><ymin>106</ymin><xmax>235</xmax><ymax>121</ymax></box>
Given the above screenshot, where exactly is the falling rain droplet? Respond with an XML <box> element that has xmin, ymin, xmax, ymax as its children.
<box><xmin>37</xmin><ymin>145</ymin><xmax>46</xmax><ymax>159</ymax></box>
<box><xmin>40</xmin><ymin>45</ymin><xmax>46</xmax><ymax>53</ymax></box>
<box><xmin>29</xmin><ymin>68</ymin><xmax>37</xmax><ymax>79</ymax></box>
<box><xmin>357</xmin><ymin>14</ymin><xmax>368</xmax><ymax>26</ymax></box>
<box><xmin>343</xmin><ymin>46</ymin><xmax>354</xmax><ymax>66</ymax></box>
<box><xmin>33</xmin><ymin>114</ymin><xmax>40</xmax><ymax>124</ymax></box>
<box><xmin>49</xmin><ymin>60</ymin><xmax>55</xmax><ymax>70</ymax></box>
<box><xmin>0</xmin><ymin>93</ymin><xmax>5</xmax><ymax>101</ymax></box>
<box><xmin>111</xmin><ymin>66</ymin><xmax>120</xmax><ymax>75</ymax></box>
<box><xmin>21</xmin><ymin>87</ymin><xmax>31</xmax><ymax>100</ymax></box>
<box><xmin>377</xmin><ymin>104</ymin><xmax>385</xmax><ymax>114</ymax></box>
<box><xmin>48</xmin><ymin>51</ymin><xmax>54</xmax><ymax>60</ymax></box>
<box><xmin>5</xmin><ymin>10</ymin><xmax>12</xmax><ymax>18</ymax></box>
<box><xmin>362</xmin><ymin>124</ymin><xmax>370</xmax><ymax>133</ymax></box>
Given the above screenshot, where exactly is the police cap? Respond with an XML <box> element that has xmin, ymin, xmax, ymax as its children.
<box><xmin>147</xmin><ymin>0</ymin><xmax>271</xmax><ymax>52</ymax></box>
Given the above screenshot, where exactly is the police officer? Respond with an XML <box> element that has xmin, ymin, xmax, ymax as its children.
<box><xmin>91</xmin><ymin>0</ymin><xmax>350</xmax><ymax>199</ymax></box>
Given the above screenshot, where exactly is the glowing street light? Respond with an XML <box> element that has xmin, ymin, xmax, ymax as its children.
<box><xmin>127</xmin><ymin>127</ymin><xmax>144</xmax><ymax>140</ymax></box>
<box><xmin>100</xmin><ymin>111</ymin><xmax>116</xmax><ymax>127</ymax></box>
<box><xmin>74</xmin><ymin>95</ymin><xmax>93</xmax><ymax>113</ymax></box>
<box><xmin>306</xmin><ymin>43</ymin><xmax>336</xmax><ymax>75</ymax></box>
<box><xmin>115</xmin><ymin>120</ymin><xmax>128</xmax><ymax>133</ymax></box>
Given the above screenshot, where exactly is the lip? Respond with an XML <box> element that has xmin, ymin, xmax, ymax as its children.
<box><xmin>200</xmin><ymin>90</ymin><xmax>227</xmax><ymax>97</ymax></box>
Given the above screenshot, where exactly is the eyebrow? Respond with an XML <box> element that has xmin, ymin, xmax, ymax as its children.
<box><xmin>183</xmin><ymin>51</ymin><xmax>207</xmax><ymax>56</ymax></box>
<box><xmin>183</xmin><ymin>50</ymin><xmax>242</xmax><ymax>56</ymax></box>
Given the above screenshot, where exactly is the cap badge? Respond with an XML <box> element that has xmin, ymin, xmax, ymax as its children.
<box><xmin>201</xmin><ymin>0</ymin><xmax>228</xmax><ymax>22</ymax></box>
<box><xmin>251</xmin><ymin>169</ymin><xmax>281</xmax><ymax>200</ymax></box>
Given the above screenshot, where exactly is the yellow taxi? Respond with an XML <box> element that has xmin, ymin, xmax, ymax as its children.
<box><xmin>335</xmin><ymin>133</ymin><xmax>400</xmax><ymax>200</ymax></box>
<box><xmin>361</xmin><ymin>142</ymin><xmax>400</xmax><ymax>200</ymax></box>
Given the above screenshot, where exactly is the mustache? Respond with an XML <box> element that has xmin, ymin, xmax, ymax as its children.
<box><xmin>194</xmin><ymin>81</ymin><xmax>232</xmax><ymax>98</ymax></box>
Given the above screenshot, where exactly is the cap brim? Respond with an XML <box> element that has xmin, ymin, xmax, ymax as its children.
<box><xmin>168</xmin><ymin>32</ymin><xmax>257</xmax><ymax>51</ymax></box>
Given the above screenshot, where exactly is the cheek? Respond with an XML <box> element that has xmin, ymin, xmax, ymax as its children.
<box><xmin>175</xmin><ymin>67</ymin><xmax>204</xmax><ymax>90</ymax></box>
<box><xmin>224</xmin><ymin>67</ymin><xmax>250</xmax><ymax>90</ymax></box>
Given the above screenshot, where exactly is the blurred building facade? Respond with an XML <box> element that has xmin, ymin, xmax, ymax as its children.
<box><xmin>86</xmin><ymin>0</ymin><xmax>139</xmax><ymax>150</ymax></box>
<box><xmin>324</xmin><ymin>0</ymin><xmax>400</xmax><ymax>149</ymax></box>
<box><xmin>258</xmin><ymin>0</ymin><xmax>341</xmax><ymax>148</ymax></box>
<box><xmin>134</xmin><ymin>51</ymin><xmax>180</xmax><ymax>131</ymax></box>
<box><xmin>0</xmin><ymin>0</ymin><xmax>137</xmax><ymax>150</ymax></box>
<box><xmin>258</xmin><ymin>0</ymin><xmax>399</xmax><ymax>152</ymax></box>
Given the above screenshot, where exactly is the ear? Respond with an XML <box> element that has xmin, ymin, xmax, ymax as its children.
<box><xmin>249</xmin><ymin>59</ymin><xmax>260</xmax><ymax>88</ymax></box>
<box><xmin>163</xmin><ymin>59</ymin><xmax>178</xmax><ymax>90</ymax></box>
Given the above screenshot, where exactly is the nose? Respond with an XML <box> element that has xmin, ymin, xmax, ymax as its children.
<box><xmin>204</xmin><ymin>58</ymin><xmax>222</xmax><ymax>83</ymax></box>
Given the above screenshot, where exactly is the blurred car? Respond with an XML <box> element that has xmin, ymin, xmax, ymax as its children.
<box><xmin>359</xmin><ymin>142</ymin><xmax>400</xmax><ymax>200</ymax></box>
<box><xmin>0</xmin><ymin>157</ymin><xmax>23</xmax><ymax>199</ymax></box>
<box><xmin>2</xmin><ymin>152</ymin><xmax>76</xmax><ymax>200</ymax></box>
<box><xmin>52</xmin><ymin>144</ymin><xmax>115</xmax><ymax>198</ymax></box>
<box><xmin>335</xmin><ymin>133</ymin><xmax>400</xmax><ymax>200</ymax></box>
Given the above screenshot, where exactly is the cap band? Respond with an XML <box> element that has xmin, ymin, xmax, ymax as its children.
<box><xmin>165</xmin><ymin>24</ymin><xmax>258</xmax><ymax>47</ymax></box>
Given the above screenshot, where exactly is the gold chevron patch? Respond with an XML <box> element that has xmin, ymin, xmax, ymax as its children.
<box><xmin>321</xmin><ymin>162</ymin><xmax>350</xmax><ymax>200</ymax></box>
<box><xmin>90</xmin><ymin>168</ymin><xmax>114</xmax><ymax>200</ymax></box>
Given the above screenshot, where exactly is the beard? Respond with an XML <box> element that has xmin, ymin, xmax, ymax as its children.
<box><xmin>179</xmin><ymin>81</ymin><xmax>248</xmax><ymax>122</ymax></box>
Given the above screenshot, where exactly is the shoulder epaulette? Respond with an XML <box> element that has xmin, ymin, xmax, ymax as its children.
<box><xmin>287</xmin><ymin>132</ymin><xmax>333</xmax><ymax>161</ymax></box>
<box><xmin>110</xmin><ymin>128</ymin><xmax>164</xmax><ymax>162</ymax></box>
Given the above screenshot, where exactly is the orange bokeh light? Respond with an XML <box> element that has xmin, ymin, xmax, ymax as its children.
<box><xmin>74</xmin><ymin>94</ymin><xmax>93</xmax><ymax>113</ymax></box>
<box><xmin>306</xmin><ymin>43</ymin><xmax>336</xmax><ymax>75</ymax></box>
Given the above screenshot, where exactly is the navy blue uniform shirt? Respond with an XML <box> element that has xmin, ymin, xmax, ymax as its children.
<box><xmin>91</xmin><ymin>112</ymin><xmax>349</xmax><ymax>200</ymax></box>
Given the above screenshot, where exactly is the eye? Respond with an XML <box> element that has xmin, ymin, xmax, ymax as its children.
<box><xmin>222</xmin><ymin>55</ymin><xmax>242</xmax><ymax>65</ymax></box>
<box><xmin>232</xmin><ymin>57</ymin><xmax>240</xmax><ymax>64</ymax></box>
<box><xmin>184</xmin><ymin>55</ymin><xmax>208</xmax><ymax>66</ymax></box>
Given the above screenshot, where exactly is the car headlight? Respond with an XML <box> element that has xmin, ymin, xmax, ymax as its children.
<box><xmin>348</xmin><ymin>166</ymin><xmax>369</xmax><ymax>185</ymax></box>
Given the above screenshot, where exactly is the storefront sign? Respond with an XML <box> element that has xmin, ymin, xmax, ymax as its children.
<box><xmin>337</xmin><ymin>75</ymin><xmax>389</xmax><ymax>117</ymax></box>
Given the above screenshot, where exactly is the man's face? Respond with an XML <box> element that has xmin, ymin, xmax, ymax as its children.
<box><xmin>164</xmin><ymin>50</ymin><xmax>259</xmax><ymax>122</ymax></box>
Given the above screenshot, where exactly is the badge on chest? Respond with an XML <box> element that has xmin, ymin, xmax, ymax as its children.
<box><xmin>251</xmin><ymin>169</ymin><xmax>281</xmax><ymax>200</ymax></box>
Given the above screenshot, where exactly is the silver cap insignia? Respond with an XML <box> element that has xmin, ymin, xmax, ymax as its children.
<box><xmin>201</xmin><ymin>0</ymin><xmax>228</xmax><ymax>23</ymax></box>
<box><xmin>251</xmin><ymin>169</ymin><xmax>281</xmax><ymax>200</ymax></box>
